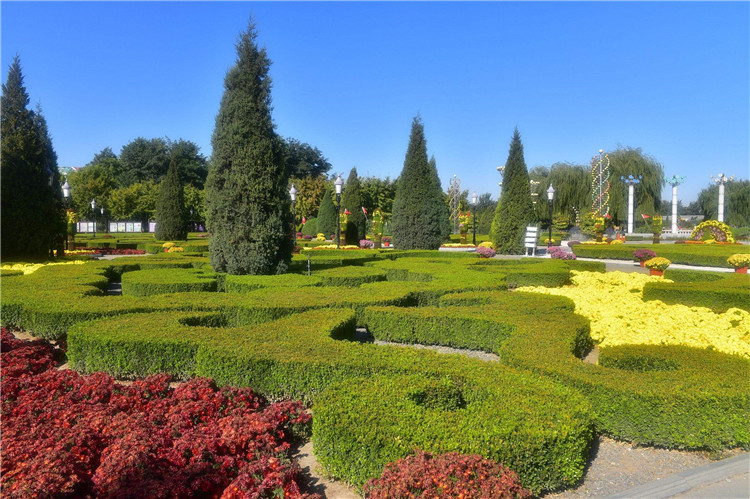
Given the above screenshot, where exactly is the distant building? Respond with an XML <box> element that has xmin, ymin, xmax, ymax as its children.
<box><xmin>58</xmin><ymin>166</ymin><xmax>84</xmax><ymax>175</ymax></box>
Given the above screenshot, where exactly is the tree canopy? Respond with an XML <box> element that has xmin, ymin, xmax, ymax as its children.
<box><xmin>391</xmin><ymin>116</ymin><xmax>451</xmax><ymax>249</ymax></box>
<box><xmin>205</xmin><ymin>19</ymin><xmax>292</xmax><ymax>275</ymax></box>
<box><xmin>281</xmin><ymin>138</ymin><xmax>332</xmax><ymax>178</ymax></box>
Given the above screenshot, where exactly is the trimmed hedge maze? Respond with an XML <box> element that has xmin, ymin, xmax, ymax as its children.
<box><xmin>2</xmin><ymin>251</ymin><xmax>747</xmax><ymax>494</ymax></box>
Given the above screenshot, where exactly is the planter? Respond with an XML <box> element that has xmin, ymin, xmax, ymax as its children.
<box><xmin>639</xmin><ymin>260</ymin><xmax>646</xmax><ymax>267</ymax></box>
<box><xmin>383</xmin><ymin>242</ymin><xmax>390</xmax><ymax>247</ymax></box>
<box><xmin>459</xmin><ymin>234</ymin><xmax>467</xmax><ymax>244</ymax></box>
<box><xmin>735</xmin><ymin>267</ymin><xmax>748</xmax><ymax>274</ymax></box>
<box><xmin>653</xmin><ymin>235</ymin><xmax>661</xmax><ymax>244</ymax></box>
<box><xmin>649</xmin><ymin>269</ymin><xmax>664</xmax><ymax>277</ymax></box>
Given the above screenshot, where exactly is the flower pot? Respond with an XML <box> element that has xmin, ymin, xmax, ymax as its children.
<box><xmin>735</xmin><ymin>267</ymin><xmax>748</xmax><ymax>274</ymax></box>
<box><xmin>383</xmin><ymin>242</ymin><xmax>389</xmax><ymax>247</ymax></box>
<box><xmin>649</xmin><ymin>269</ymin><xmax>664</xmax><ymax>276</ymax></box>
<box><xmin>639</xmin><ymin>260</ymin><xmax>646</xmax><ymax>267</ymax></box>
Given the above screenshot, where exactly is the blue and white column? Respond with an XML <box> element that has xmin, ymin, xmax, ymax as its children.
<box><xmin>621</xmin><ymin>175</ymin><xmax>641</xmax><ymax>234</ymax></box>
<box><xmin>666</xmin><ymin>175</ymin><xmax>686</xmax><ymax>234</ymax></box>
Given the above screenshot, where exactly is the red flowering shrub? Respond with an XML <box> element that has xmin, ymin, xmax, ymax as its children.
<box><xmin>86</xmin><ymin>247</ymin><xmax>147</xmax><ymax>255</ymax></box>
<box><xmin>0</xmin><ymin>329</ymin><xmax>318</xmax><ymax>498</ymax></box>
<box><xmin>364</xmin><ymin>450</ymin><xmax>532</xmax><ymax>499</ymax></box>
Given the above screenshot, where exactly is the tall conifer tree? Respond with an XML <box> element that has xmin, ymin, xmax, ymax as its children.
<box><xmin>205</xmin><ymin>20</ymin><xmax>292</xmax><ymax>274</ymax></box>
<box><xmin>155</xmin><ymin>156</ymin><xmax>187</xmax><ymax>240</ymax></box>
<box><xmin>341</xmin><ymin>167</ymin><xmax>366</xmax><ymax>244</ymax></box>
<box><xmin>1</xmin><ymin>56</ymin><xmax>62</xmax><ymax>258</ymax></box>
<box><xmin>391</xmin><ymin>116</ymin><xmax>450</xmax><ymax>249</ymax></box>
<box><xmin>316</xmin><ymin>184</ymin><xmax>337</xmax><ymax>238</ymax></box>
<box><xmin>491</xmin><ymin>128</ymin><xmax>534</xmax><ymax>254</ymax></box>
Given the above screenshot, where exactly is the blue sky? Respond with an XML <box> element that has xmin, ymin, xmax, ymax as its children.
<box><xmin>2</xmin><ymin>1</ymin><xmax>748</xmax><ymax>203</ymax></box>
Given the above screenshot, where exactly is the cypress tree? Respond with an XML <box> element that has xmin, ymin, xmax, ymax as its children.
<box><xmin>316</xmin><ymin>184</ymin><xmax>337</xmax><ymax>238</ymax></box>
<box><xmin>1</xmin><ymin>56</ymin><xmax>62</xmax><ymax>259</ymax></box>
<box><xmin>391</xmin><ymin>116</ymin><xmax>451</xmax><ymax>249</ymax></box>
<box><xmin>205</xmin><ymin>20</ymin><xmax>292</xmax><ymax>275</ymax></box>
<box><xmin>155</xmin><ymin>156</ymin><xmax>187</xmax><ymax>240</ymax></box>
<box><xmin>490</xmin><ymin>128</ymin><xmax>534</xmax><ymax>254</ymax></box>
<box><xmin>341</xmin><ymin>167</ymin><xmax>366</xmax><ymax>244</ymax></box>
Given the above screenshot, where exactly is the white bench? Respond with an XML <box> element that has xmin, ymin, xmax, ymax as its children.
<box><xmin>524</xmin><ymin>225</ymin><xmax>538</xmax><ymax>256</ymax></box>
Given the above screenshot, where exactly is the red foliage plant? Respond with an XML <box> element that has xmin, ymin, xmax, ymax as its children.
<box><xmin>364</xmin><ymin>450</ymin><xmax>532</xmax><ymax>499</ymax></box>
<box><xmin>0</xmin><ymin>328</ymin><xmax>319</xmax><ymax>499</ymax></box>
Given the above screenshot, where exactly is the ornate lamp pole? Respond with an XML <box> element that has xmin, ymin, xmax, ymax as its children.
<box><xmin>546</xmin><ymin>185</ymin><xmax>555</xmax><ymax>249</ymax></box>
<box><xmin>710</xmin><ymin>173</ymin><xmax>733</xmax><ymax>222</ymax></box>
<box><xmin>666</xmin><ymin>175</ymin><xmax>686</xmax><ymax>234</ymax></box>
<box><xmin>289</xmin><ymin>184</ymin><xmax>297</xmax><ymax>241</ymax></box>
<box><xmin>621</xmin><ymin>175</ymin><xmax>641</xmax><ymax>234</ymax></box>
<box><xmin>101</xmin><ymin>206</ymin><xmax>107</xmax><ymax>234</ymax></box>
<box><xmin>334</xmin><ymin>175</ymin><xmax>343</xmax><ymax>249</ymax></box>
<box><xmin>471</xmin><ymin>192</ymin><xmax>478</xmax><ymax>246</ymax></box>
<box><xmin>90</xmin><ymin>199</ymin><xmax>97</xmax><ymax>239</ymax></box>
<box><xmin>62</xmin><ymin>178</ymin><xmax>71</xmax><ymax>249</ymax></box>
<box><xmin>496</xmin><ymin>165</ymin><xmax>505</xmax><ymax>190</ymax></box>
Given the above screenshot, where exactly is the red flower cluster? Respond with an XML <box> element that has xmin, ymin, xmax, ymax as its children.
<box><xmin>365</xmin><ymin>450</ymin><xmax>532</xmax><ymax>499</ymax></box>
<box><xmin>1</xmin><ymin>329</ymin><xmax>318</xmax><ymax>499</ymax></box>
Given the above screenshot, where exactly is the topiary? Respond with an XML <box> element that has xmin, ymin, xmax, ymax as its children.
<box><xmin>316</xmin><ymin>185</ymin><xmax>337</xmax><ymax>238</ymax></box>
<box><xmin>155</xmin><ymin>156</ymin><xmax>188</xmax><ymax>241</ymax></box>
<box><xmin>490</xmin><ymin>129</ymin><xmax>534</xmax><ymax>254</ymax></box>
<box><xmin>391</xmin><ymin>116</ymin><xmax>451</xmax><ymax>250</ymax></box>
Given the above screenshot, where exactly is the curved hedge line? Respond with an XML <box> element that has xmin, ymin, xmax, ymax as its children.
<box><xmin>643</xmin><ymin>272</ymin><xmax>750</xmax><ymax>312</ymax></box>
<box><xmin>121</xmin><ymin>268</ymin><xmax>218</xmax><ymax>296</ymax></box>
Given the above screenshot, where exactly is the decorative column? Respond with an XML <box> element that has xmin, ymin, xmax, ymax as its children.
<box><xmin>710</xmin><ymin>173</ymin><xmax>733</xmax><ymax>222</ymax></box>
<box><xmin>621</xmin><ymin>175</ymin><xmax>641</xmax><ymax>234</ymax></box>
<box><xmin>666</xmin><ymin>175</ymin><xmax>686</xmax><ymax>234</ymax></box>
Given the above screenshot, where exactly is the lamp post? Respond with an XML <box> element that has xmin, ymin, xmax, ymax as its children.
<box><xmin>190</xmin><ymin>208</ymin><xmax>194</xmax><ymax>232</ymax></box>
<box><xmin>546</xmin><ymin>185</ymin><xmax>555</xmax><ymax>249</ymax></box>
<box><xmin>471</xmin><ymin>192</ymin><xmax>478</xmax><ymax>246</ymax></box>
<box><xmin>101</xmin><ymin>206</ymin><xmax>107</xmax><ymax>234</ymax></box>
<box><xmin>621</xmin><ymin>175</ymin><xmax>641</xmax><ymax>234</ymax></box>
<box><xmin>289</xmin><ymin>184</ymin><xmax>297</xmax><ymax>241</ymax></box>
<box><xmin>62</xmin><ymin>178</ymin><xmax>71</xmax><ymax>249</ymax></box>
<box><xmin>90</xmin><ymin>199</ymin><xmax>97</xmax><ymax>238</ymax></box>
<box><xmin>710</xmin><ymin>173</ymin><xmax>733</xmax><ymax>222</ymax></box>
<box><xmin>334</xmin><ymin>175</ymin><xmax>343</xmax><ymax>249</ymax></box>
<box><xmin>666</xmin><ymin>175</ymin><xmax>686</xmax><ymax>234</ymax></box>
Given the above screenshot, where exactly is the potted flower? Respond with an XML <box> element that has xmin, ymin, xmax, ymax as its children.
<box><xmin>727</xmin><ymin>254</ymin><xmax>750</xmax><ymax>274</ymax></box>
<box><xmin>644</xmin><ymin>257</ymin><xmax>671</xmax><ymax>276</ymax></box>
<box><xmin>633</xmin><ymin>248</ymin><xmax>657</xmax><ymax>267</ymax></box>
<box><xmin>458</xmin><ymin>211</ymin><xmax>472</xmax><ymax>244</ymax></box>
<box><xmin>382</xmin><ymin>236</ymin><xmax>391</xmax><ymax>247</ymax></box>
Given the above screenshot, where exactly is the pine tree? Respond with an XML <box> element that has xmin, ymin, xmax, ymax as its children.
<box><xmin>491</xmin><ymin>128</ymin><xmax>534</xmax><ymax>254</ymax></box>
<box><xmin>316</xmin><ymin>184</ymin><xmax>337</xmax><ymax>238</ymax></box>
<box><xmin>342</xmin><ymin>167</ymin><xmax>366</xmax><ymax>244</ymax></box>
<box><xmin>1</xmin><ymin>56</ymin><xmax>62</xmax><ymax>258</ymax></box>
<box><xmin>155</xmin><ymin>156</ymin><xmax>187</xmax><ymax>240</ymax></box>
<box><xmin>205</xmin><ymin>20</ymin><xmax>292</xmax><ymax>275</ymax></box>
<box><xmin>391</xmin><ymin>116</ymin><xmax>451</xmax><ymax>249</ymax></box>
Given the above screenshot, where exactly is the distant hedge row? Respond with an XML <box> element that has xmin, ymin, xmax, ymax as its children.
<box><xmin>644</xmin><ymin>270</ymin><xmax>750</xmax><ymax>312</ymax></box>
<box><xmin>572</xmin><ymin>243</ymin><xmax>749</xmax><ymax>268</ymax></box>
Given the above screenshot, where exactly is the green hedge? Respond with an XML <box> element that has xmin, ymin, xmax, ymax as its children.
<box><xmin>314</xmin><ymin>266</ymin><xmax>388</xmax><ymax>287</ymax></box>
<box><xmin>66</xmin><ymin>307</ymin><xmax>593</xmax><ymax>494</ymax></box>
<box><xmin>572</xmin><ymin>243</ymin><xmax>749</xmax><ymax>268</ymax></box>
<box><xmin>314</xmin><ymin>373</ymin><xmax>592</xmax><ymax>494</ymax></box>
<box><xmin>643</xmin><ymin>272</ymin><xmax>750</xmax><ymax>312</ymax></box>
<box><xmin>121</xmin><ymin>268</ymin><xmax>218</xmax><ymax>296</ymax></box>
<box><xmin>224</xmin><ymin>273</ymin><xmax>322</xmax><ymax>292</ymax></box>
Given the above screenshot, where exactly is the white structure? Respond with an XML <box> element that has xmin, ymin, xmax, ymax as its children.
<box><xmin>710</xmin><ymin>173</ymin><xmax>733</xmax><ymax>222</ymax></box>
<box><xmin>621</xmin><ymin>175</ymin><xmax>641</xmax><ymax>234</ymax></box>
<box><xmin>667</xmin><ymin>175</ymin><xmax>686</xmax><ymax>234</ymax></box>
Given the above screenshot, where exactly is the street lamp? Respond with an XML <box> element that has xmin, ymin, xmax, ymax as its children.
<box><xmin>334</xmin><ymin>175</ymin><xmax>343</xmax><ymax>249</ymax></box>
<box><xmin>471</xmin><ymin>192</ymin><xmax>478</xmax><ymax>246</ymax></box>
<box><xmin>546</xmin><ymin>185</ymin><xmax>555</xmax><ymax>249</ymax></box>
<box><xmin>289</xmin><ymin>184</ymin><xmax>297</xmax><ymax>240</ymax></box>
<box><xmin>90</xmin><ymin>199</ymin><xmax>97</xmax><ymax>238</ymax></box>
<box><xmin>101</xmin><ymin>206</ymin><xmax>107</xmax><ymax>234</ymax></box>
<box><xmin>710</xmin><ymin>173</ymin><xmax>734</xmax><ymax>223</ymax></box>
<box><xmin>621</xmin><ymin>175</ymin><xmax>642</xmax><ymax>234</ymax></box>
<box><xmin>62</xmin><ymin>178</ymin><xmax>71</xmax><ymax>249</ymax></box>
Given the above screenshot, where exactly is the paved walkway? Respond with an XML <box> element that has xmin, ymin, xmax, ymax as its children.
<box><xmin>607</xmin><ymin>452</ymin><xmax>749</xmax><ymax>499</ymax></box>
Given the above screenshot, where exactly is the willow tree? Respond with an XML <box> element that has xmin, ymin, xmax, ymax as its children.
<box><xmin>697</xmin><ymin>179</ymin><xmax>750</xmax><ymax>226</ymax></box>
<box><xmin>606</xmin><ymin>147</ymin><xmax>664</xmax><ymax>224</ymax></box>
<box><xmin>205</xmin><ymin>20</ymin><xmax>292</xmax><ymax>274</ymax></box>
<box><xmin>490</xmin><ymin>128</ymin><xmax>534</xmax><ymax>254</ymax></box>
<box><xmin>529</xmin><ymin>163</ymin><xmax>590</xmax><ymax>226</ymax></box>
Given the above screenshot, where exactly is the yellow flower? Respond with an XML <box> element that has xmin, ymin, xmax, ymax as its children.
<box><xmin>162</xmin><ymin>242</ymin><xmax>176</xmax><ymax>248</ymax></box>
<box><xmin>517</xmin><ymin>271</ymin><xmax>750</xmax><ymax>358</ymax></box>
<box><xmin>1</xmin><ymin>260</ymin><xmax>85</xmax><ymax>275</ymax></box>
<box><xmin>728</xmin><ymin>254</ymin><xmax>750</xmax><ymax>268</ymax></box>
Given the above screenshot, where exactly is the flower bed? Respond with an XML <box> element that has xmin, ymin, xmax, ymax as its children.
<box><xmin>517</xmin><ymin>271</ymin><xmax>750</xmax><ymax>357</ymax></box>
<box><xmin>365</xmin><ymin>451</ymin><xmax>531</xmax><ymax>498</ymax></box>
<box><xmin>0</xmin><ymin>329</ymin><xmax>316</xmax><ymax>498</ymax></box>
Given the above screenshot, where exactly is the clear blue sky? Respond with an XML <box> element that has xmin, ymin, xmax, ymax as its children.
<box><xmin>2</xmin><ymin>1</ymin><xmax>748</xmax><ymax>203</ymax></box>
